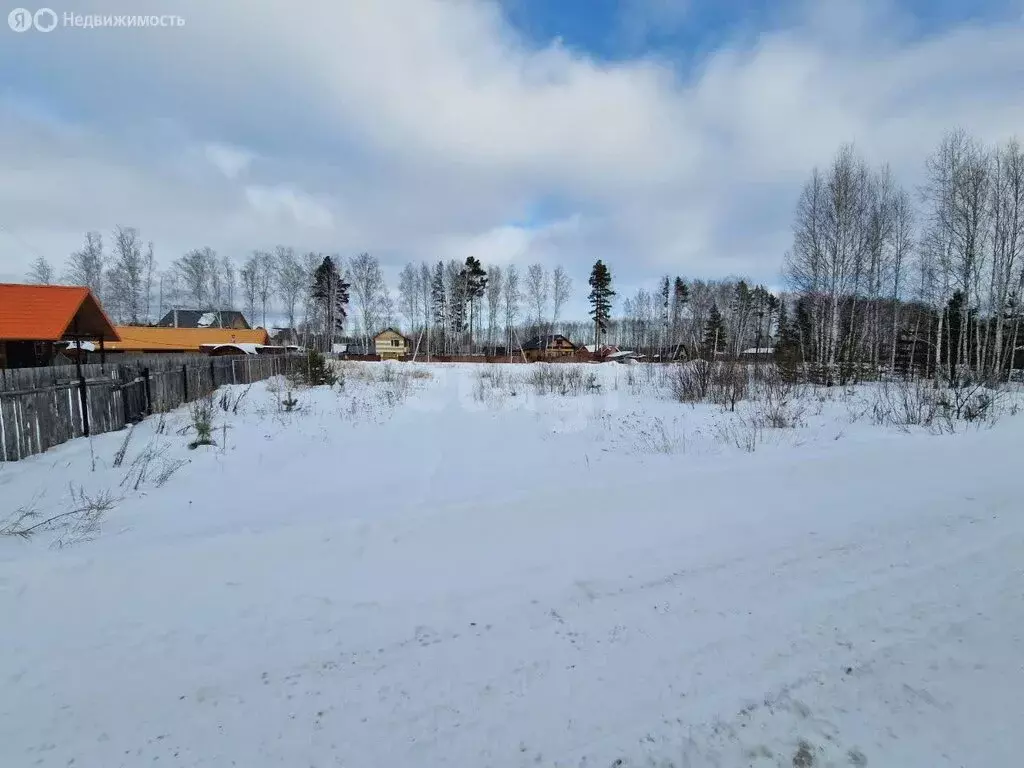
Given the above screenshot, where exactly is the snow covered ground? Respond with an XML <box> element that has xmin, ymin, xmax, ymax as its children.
<box><xmin>1</xmin><ymin>362</ymin><xmax>1022</xmax><ymax>767</ymax></box>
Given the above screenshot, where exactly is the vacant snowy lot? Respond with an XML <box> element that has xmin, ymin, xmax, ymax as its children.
<box><xmin>1</xmin><ymin>362</ymin><xmax>1022</xmax><ymax>767</ymax></box>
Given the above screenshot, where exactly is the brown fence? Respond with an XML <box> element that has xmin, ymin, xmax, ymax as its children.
<box><xmin>0</xmin><ymin>354</ymin><xmax>302</xmax><ymax>462</ymax></box>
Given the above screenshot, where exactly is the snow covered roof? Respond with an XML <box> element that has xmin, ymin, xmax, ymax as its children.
<box><xmin>199</xmin><ymin>343</ymin><xmax>261</xmax><ymax>355</ymax></box>
<box><xmin>156</xmin><ymin>310</ymin><xmax>251</xmax><ymax>329</ymax></box>
<box><xmin>740</xmin><ymin>348</ymin><xmax>775</xmax><ymax>355</ymax></box>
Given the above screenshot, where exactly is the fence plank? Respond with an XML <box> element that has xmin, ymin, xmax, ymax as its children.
<box><xmin>0</xmin><ymin>354</ymin><xmax>301</xmax><ymax>461</ymax></box>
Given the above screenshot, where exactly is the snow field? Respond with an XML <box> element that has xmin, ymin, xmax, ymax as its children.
<box><xmin>1</xmin><ymin>361</ymin><xmax>1022</xmax><ymax>767</ymax></box>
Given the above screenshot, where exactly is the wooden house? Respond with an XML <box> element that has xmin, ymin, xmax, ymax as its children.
<box><xmin>0</xmin><ymin>284</ymin><xmax>119</xmax><ymax>369</ymax></box>
<box><xmin>374</xmin><ymin>328</ymin><xmax>409</xmax><ymax>360</ymax></box>
<box><xmin>520</xmin><ymin>334</ymin><xmax>576</xmax><ymax>362</ymax></box>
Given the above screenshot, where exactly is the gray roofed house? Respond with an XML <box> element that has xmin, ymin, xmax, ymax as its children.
<box><xmin>156</xmin><ymin>310</ymin><xmax>252</xmax><ymax>330</ymax></box>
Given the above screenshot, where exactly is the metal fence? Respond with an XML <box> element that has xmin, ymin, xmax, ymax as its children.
<box><xmin>0</xmin><ymin>354</ymin><xmax>302</xmax><ymax>461</ymax></box>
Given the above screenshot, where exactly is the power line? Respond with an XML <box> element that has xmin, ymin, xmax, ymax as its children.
<box><xmin>0</xmin><ymin>221</ymin><xmax>55</xmax><ymax>265</ymax></box>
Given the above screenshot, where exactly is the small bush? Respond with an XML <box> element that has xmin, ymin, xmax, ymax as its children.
<box><xmin>523</xmin><ymin>365</ymin><xmax>600</xmax><ymax>396</ymax></box>
<box><xmin>293</xmin><ymin>349</ymin><xmax>337</xmax><ymax>387</ymax></box>
<box><xmin>709</xmin><ymin>361</ymin><xmax>750</xmax><ymax>411</ymax></box>
<box><xmin>668</xmin><ymin>360</ymin><xmax>713</xmax><ymax>402</ymax></box>
<box><xmin>713</xmin><ymin>416</ymin><xmax>762</xmax><ymax>453</ymax></box>
<box><xmin>752</xmin><ymin>369</ymin><xmax>807</xmax><ymax>428</ymax></box>
<box><xmin>188</xmin><ymin>396</ymin><xmax>216</xmax><ymax>449</ymax></box>
<box><xmin>280</xmin><ymin>391</ymin><xmax>300</xmax><ymax>412</ymax></box>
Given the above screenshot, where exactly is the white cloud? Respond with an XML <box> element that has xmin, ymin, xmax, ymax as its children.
<box><xmin>1</xmin><ymin>0</ymin><xmax>1023</xmax><ymax>315</ymax></box>
<box><xmin>243</xmin><ymin>185</ymin><xmax>336</xmax><ymax>230</ymax></box>
<box><xmin>205</xmin><ymin>143</ymin><xmax>253</xmax><ymax>180</ymax></box>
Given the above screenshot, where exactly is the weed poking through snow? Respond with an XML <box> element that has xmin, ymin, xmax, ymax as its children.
<box><xmin>188</xmin><ymin>396</ymin><xmax>216</xmax><ymax>449</ymax></box>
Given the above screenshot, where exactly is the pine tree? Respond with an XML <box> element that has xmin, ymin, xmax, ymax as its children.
<box><xmin>311</xmin><ymin>256</ymin><xmax>350</xmax><ymax>351</ymax></box>
<box><xmin>658</xmin><ymin>275</ymin><xmax>671</xmax><ymax>358</ymax></box>
<box><xmin>671</xmin><ymin>277</ymin><xmax>689</xmax><ymax>358</ymax></box>
<box><xmin>430</xmin><ymin>261</ymin><xmax>447</xmax><ymax>354</ymax></box>
<box><xmin>460</xmin><ymin>256</ymin><xmax>487</xmax><ymax>351</ymax></box>
<box><xmin>588</xmin><ymin>260</ymin><xmax>615</xmax><ymax>348</ymax></box>
<box><xmin>774</xmin><ymin>298</ymin><xmax>802</xmax><ymax>380</ymax></box>
<box><xmin>702</xmin><ymin>303</ymin><xmax>727</xmax><ymax>360</ymax></box>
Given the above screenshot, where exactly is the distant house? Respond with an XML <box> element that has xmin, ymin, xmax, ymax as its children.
<box><xmin>103</xmin><ymin>326</ymin><xmax>270</xmax><ymax>354</ymax></box>
<box><xmin>374</xmin><ymin>328</ymin><xmax>409</xmax><ymax>360</ymax></box>
<box><xmin>269</xmin><ymin>327</ymin><xmax>300</xmax><ymax>346</ymax></box>
<box><xmin>156</xmin><ymin>310</ymin><xmax>251</xmax><ymax>330</ymax></box>
<box><xmin>739</xmin><ymin>347</ymin><xmax>776</xmax><ymax>362</ymax></box>
<box><xmin>606</xmin><ymin>349</ymin><xmax>642</xmax><ymax>363</ymax></box>
<box><xmin>0</xmin><ymin>283</ymin><xmax>119</xmax><ymax>369</ymax></box>
<box><xmin>520</xmin><ymin>334</ymin><xmax>576</xmax><ymax>362</ymax></box>
<box><xmin>579</xmin><ymin>343</ymin><xmax>625</xmax><ymax>359</ymax></box>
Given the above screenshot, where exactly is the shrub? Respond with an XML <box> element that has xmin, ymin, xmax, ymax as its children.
<box><xmin>188</xmin><ymin>396</ymin><xmax>216</xmax><ymax>449</ymax></box>
<box><xmin>669</xmin><ymin>360</ymin><xmax>749</xmax><ymax>409</ymax></box>
<box><xmin>751</xmin><ymin>369</ymin><xmax>807</xmax><ymax>428</ymax></box>
<box><xmin>709</xmin><ymin>361</ymin><xmax>750</xmax><ymax>411</ymax></box>
<box><xmin>668</xmin><ymin>360</ymin><xmax>712</xmax><ymax>402</ymax></box>
<box><xmin>525</xmin><ymin>364</ymin><xmax>600</xmax><ymax>396</ymax></box>
<box><xmin>293</xmin><ymin>349</ymin><xmax>337</xmax><ymax>387</ymax></box>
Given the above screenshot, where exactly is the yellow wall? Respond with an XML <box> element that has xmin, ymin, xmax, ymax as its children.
<box><xmin>374</xmin><ymin>330</ymin><xmax>408</xmax><ymax>358</ymax></box>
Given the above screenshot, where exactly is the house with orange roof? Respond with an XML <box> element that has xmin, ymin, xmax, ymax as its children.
<box><xmin>103</xmin><ymin>326</ymin><xmax>270</xmax><ymax>354</ymax></box>
<box><xmin>0</xmin><ymin>283</ymin><xmax>120</xmax><ymax>369</ymax></box>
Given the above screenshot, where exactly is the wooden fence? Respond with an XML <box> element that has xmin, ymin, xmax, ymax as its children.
<box><xmin>0</xmin><ymin>354</ymin><xmax>302</xmax><ymax>462</ymax></box>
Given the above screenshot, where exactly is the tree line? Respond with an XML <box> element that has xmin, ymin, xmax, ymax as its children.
<box><xmin>782</xmin><ymin>129</ymin><xmax>1024</xmax><ymax>382</ymax></box>
<box><xmin>25</xmin><ymin>126</ymin><xmax>1021</xmax><ymax>372</ymax></box>
<box><xmin>23</xmin><ymin>231</ymin><xmax>785</xmax><ymax>359</ymax></box>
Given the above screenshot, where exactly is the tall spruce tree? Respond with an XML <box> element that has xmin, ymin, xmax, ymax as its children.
<box><xmin>588</xmin><ymin>260</ymin><xmax>615</xmax><ymax>348</ymax></box>
<box><xmin>774</xmin><ymin>298</ymin><xmax>802</xmax><ymax>379</ymax></box>
<box><xmin>671</xmin><ymin>277</ymin><xmax>689</xmax><ymax>358</ymax></box>
<box><xmin>311</xmin><ymin>256</ymin><xmax>350</xmax><ymax>351</ymax></box>
<box><xmin>430</xmin><ymin>261</ymin><xmax>447</xmax><ymax>354</ymax></box>
<box><xmin>460</xmin><ymin>256</ymin><xmax>487</xmax><ymax>351</ymax></box>
<box><xmin>702</xmin><ymin>303</ymin><xmax>727</xmax><ymax>360</ymax></box>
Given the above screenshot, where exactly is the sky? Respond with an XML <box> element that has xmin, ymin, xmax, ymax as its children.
<box><xmin>1</xmin><ymin>0</ymin><xmax>1023</xmax><ymax>320</ymax></box>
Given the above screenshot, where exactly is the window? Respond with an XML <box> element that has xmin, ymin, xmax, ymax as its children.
<box><xmin>392</xmin><ymin>339</ymin><xmax>401</xmax><ymax>347</ymax></box>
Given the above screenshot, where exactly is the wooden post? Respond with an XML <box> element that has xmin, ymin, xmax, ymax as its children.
<box><xmin>71</xmin><ymin>317</ymin><xmax>90</xmax><ymax>437</ymax></box>
<box><xmin>182</xmin><ymin>364</ymin><xmax>189</xmax><ymax>403</ymax></box>
<box><xmin>143</xmin><ymin>367</ymin><xmax>152</xmax><ymax>414</ymax></box>
<box><xmin>78</xmin><ymin>372</ymin><xmax>90</xmax><ymax>437</ymax></box>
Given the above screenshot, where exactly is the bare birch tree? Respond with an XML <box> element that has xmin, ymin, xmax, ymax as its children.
<box><xmin>486</xmin><ymin>264</ymin><xmax>503</xmax><ymax>353</ymax></box>
<box><xmin>240</xmin><ymin>255</ymin><xmax>260</xmax><ymax>327</ymax></box>
<box><xmin>274</xmin><ymin>246</ymin><xmax>306</xmax><ymax>331</ymax></box>
<box><xmin>348</xmin><ymin>252</ymin><xmax>387</xmax><ymax>347</ymax></box>
<box><xmin>525</xmin><ymin>263</ymin><xmax>548</xmax><ymax>337</ymax></box>
<box><xmin>398</xmin><ymin>263</ymin><xmax>420</xmax><ymax>333</ymax></box>
<box><xmin>222</xmin><ymin>254</ymin><xmax>237</xmax><ymax>313</ymax></box>
<box><xmin>175</xmin><ymin>247</ymin><xmax>215</xmax><ymax>309</ymax></box>
<box><xmin>551</xmin><ymin>265</ymin><xmax>571</xmax><ymax>338</ymax></box>
<box><xmin>64</xmin><ymin>231</ymin><xmax>105</xmax><ymax>299</ymax></box>
<box><xmin>254</xmin><ymin>250</ymin><xmax>275</xmax><ymax>327</ymax></box>
<box><xmin>26</xmin><ymin>256</ymin><xmax>54</xmax><ymax>285</ymax></box>
<box><xmin>503</xmin><ymin>264</ymin><xmax>522</xmax><ymax>357</ymax></box>
<box><xmin>107</xmin><ymin>226</ymin><xmax>146</xmax><ymax>324</ymax></box>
